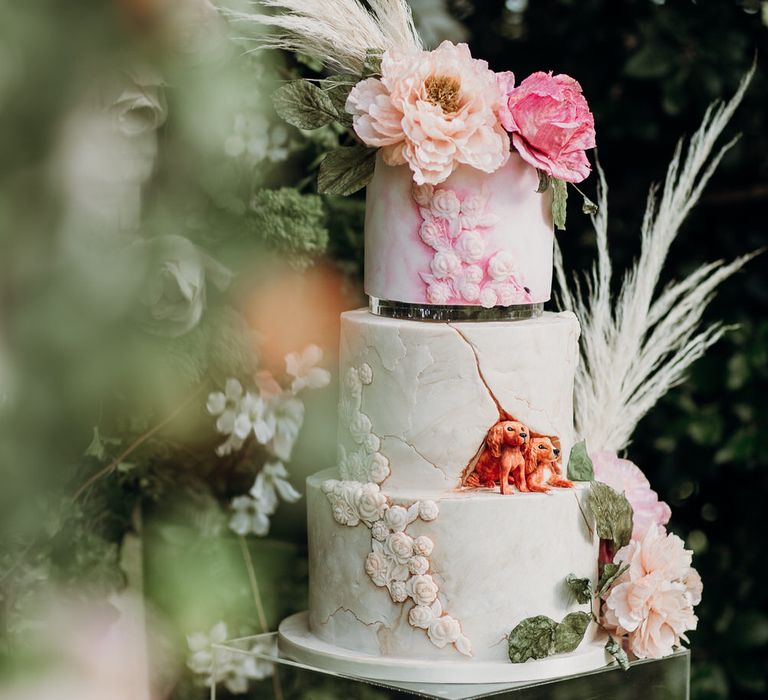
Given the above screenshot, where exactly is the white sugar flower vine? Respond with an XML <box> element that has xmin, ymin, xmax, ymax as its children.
<box><xmin>207</xmin><ymin>344</ymin><xmax>331</xmax><ymax>537</ymax></box>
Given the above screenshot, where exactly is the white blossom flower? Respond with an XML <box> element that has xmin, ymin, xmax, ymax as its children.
<box><xmin>488</xmin><ymin>250</ymin><xmax>518</xmax><ymax>281</ymax></box>
<box><xmin>408</xmin><ymin>555</ymin><xmax>430</xmax><ymax>576</ymax></box>
<box><xmin>228</xmin><ymin>462</ymin><xmax>301</xmax><ymax>537</ymax></box>
<box><xmin>426</xmin><ymin>281</ymin><xmax>452</xmax><ymax>304</ymax></box>
<box><xmin>368</xmin><ymin>452</ymin><xmax>391</xmax><ymax>483</ymax></box>
<box><xmin>464</xmin><ymin>264</ymin><xmax>483</xmax><ymax>284</ymax></box>
<box><xmin>358</xmin><ymin>363</ymin><xmax>374</xmax><ymax>385</ymax></box>
<box><xmin>234</xmin><ymin>392</ymin><xmax>276</xmax><ymax>444</ymax></box>
<box><xmin>412</xmin><ymin>183</ymin><xmax>434</xmax><ymax>206</ymax></box>
<box><xmin>285</xmin><ymin>344</ymin><xmax>331</xmax><ymax>394</ymax></box>
<box><xmin>365</xmin><ymin>551</ymin><xmax>390</xmax><ymax>587</ymax></box>
<box><xmin>349</xmin><ymin>412</ymin><xmax>373</xmax><ymax>444</ymax></box>
<box><xmin>355</xmin><ymin>483</ymin><xmax>389</xmax><ymax>524</ymax></box>
<box><xmin>363</xmin><ymin>432</ymin><xmax>381</xmax><ymax>454</ymax></box>
<box><xmin>430</xmin><ymin>188</ymin><xmax>461</xmax><ymax>220</ymax></box>
<box><xmin>479</xmin><ymin>286</ymin><xmax>498</xmax><ymax>308</ymax></box>
<box><xmin>208</xmin><ymin>378</ymin><xmax>244</xmax><ymax>435</ymax></box>
<box><xmin>267</xmin><ymin>393</ymin><xmax>305</xmax><ymax>461</ymax></box>
<box><xmin>430</xmin><ymin>250</ymin><xmax>462</xmax><ymax>279</ymax></box>
<box><xmin>187</xmin><ymin>621</ymin><xmax>274</xmax><ymax>693</ymax></box>
<box><xmin>455</xmin><ymin>231</ymin><xmax>486</xmax><ymax>263</ymax></box>
<box><xmin>419</xmin><ymin>219</ymin><xmax>443</xmax><ymax>249</ymax></box>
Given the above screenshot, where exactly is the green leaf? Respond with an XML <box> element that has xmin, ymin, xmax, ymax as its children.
<box><xmin>588</xmin><ymin>481</ymin><xmax>634</xmax><ymax>550</ymax></box>
<box><xmin>552</xmin><ymin>178</ymin><xmax>568</xmax><ymax>230</ymax></box>
<box><xmin>565</xmin><ymin>574</ymin><xmax>592</xmax><ymax>605</ymax></box>
<box><xmin>596</xmin><ymin>562</ymin><xmax>630</xmax><ymax>598</ymax></box>
<box><xmin>567</xmin><ymin>440</ymin><xmax>595</xmax><ymax>481</ymax></box>
<box><xmin>553</xmin><ymin>612</ymin><xmax>592</xmax><ymax>654</ymax></box>
<box><xmin>273</xmin><ymin>80</ymin><xmax>338</xmax><ymax>130</ymax></box>
<box><xmin>536</xmin><ymin>169</ymin><xmax>551</xmax><ymax>193</ymax></box>
<box><xmin>605</xmin><ymin>635</ymin><xmax>630</xmax><ymax>671</ymax></box>
<box><xmin>318</xmin><ymin>145</ymin><xmax>377</xmax><ymax>196</ymax></box>
<box><xmin>363</xmin><ymin>48</ymin><xmax>384</xmax><ymax>77</ymax></box>
<box><xmin>508</xmin><ymin>615</ymin><xmax>557</xmax><ymax>663</ymax></box>
<box><xmin>321</xmin><ymin>73</ymin><xmax>358</xmax><ymax>124</ymax></box>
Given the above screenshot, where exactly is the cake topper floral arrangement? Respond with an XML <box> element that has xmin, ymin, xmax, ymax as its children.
<box><xmin>229</xmin><ymin>0</ymin><xmax>596</xmax><ymax>228</ymax></box>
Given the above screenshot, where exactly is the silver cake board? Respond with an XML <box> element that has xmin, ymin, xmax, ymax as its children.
<box><xmin>278</xmin><ymin>611</ymin><xmax>612</xmax><ymax>685</ymax></box>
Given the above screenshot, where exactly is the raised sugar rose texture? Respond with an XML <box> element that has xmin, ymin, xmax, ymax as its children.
<box><xmin>498</xmin><ymin>71</ymin><xmax>596</xmax><ymax>183</ymax></box>
<box><xmin>365</xmin><ymin>153</ymin><xmax>554</xmax><ymax>306</ymax></box>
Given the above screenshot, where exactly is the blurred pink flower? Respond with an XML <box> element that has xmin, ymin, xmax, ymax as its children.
<box><xmin>498</xmin><ymin>71</ymin><xmax>595</xmax><ymax>183</ymax></box>
<box><xmin>592</xmin><ymin>451</ymin><xmax>671</xmax><ymax>540</ymax></box>
<box><xmin>602</xmin><ymin>526</ymin><xmax>701</xmax><ymax>659</ymax></box>
<box><xmin>346</xmin><ymin>41</ymin><xmax>509</xmax><ymax>185</ymax></box>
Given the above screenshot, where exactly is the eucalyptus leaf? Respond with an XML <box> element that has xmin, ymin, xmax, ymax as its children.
<box><xmin>321</xmin><ymin>73</ymin><xmax>358</xmax><ymax>124</ymax></box>
<box><xmin>508</xmin><ymin>615</ymin><xmax>557</xmax><ymax>663</ymax></box>
<box><xmin>553</xmin><ymin>612</ymin><xmax>591</xmax><ymax>653</ymax></box>
<box><xmin>605</xmin><ymin>635</ymin><xmax>630</xmax><ymax>671</ymax></box>
<box><xmin>273</xmin><ymin>80</ymin><xmax>337</xmax><ymax>130</ymax></box>
<box><xmin>318</xmin><ymin>145</ymin><xmax>377</xmax><ymax>196</ymax></box>
<box><xmin>567</xmin><ymin>440</ymin><xmax>595</xmax><ymax>481</ymax></box>
<box><xmin>588</xmin><ymin>481</ymin><xmax>634</xmax><ymax>550</ymax></box>
<box><xmin>596</xmin><ymin>562</ymin><xmax>630</xmax><ymax>598</ymax></box>
<box><xmin>565</xmin><ymin>574</ymin><xmax>592</xmax><ymax>604</ymax></box>
<box><xmin>363</xmin><ymin>48</ymin><xmax>384</xmax><ymax>77</ymax></box>
<box><xmin>536</xmin><ymin>169</ymin><xmax>551</xmax><ymax>193</ymax></box>
<box><xmin>552</xmin><ymin>178</ymin><xmax>568</xmax><ymax>230</ymax></box>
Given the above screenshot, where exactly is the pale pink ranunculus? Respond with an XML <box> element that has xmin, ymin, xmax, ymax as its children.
<box><xmin>346</xmin><ymin>41</ymin><xmax>510</xmax><ymax>185</ymax></box>
<box><xmin>592</xmin><ymin>451</ymin><xmax>671</xmax><ymax>541</ymax></box>
<box><xmin>602</xmin><ymin>526</ymin><xmax>701</xmax><ymax>659</ymax></box>
<box><xmin>498</xmin><ymin>71</ymin><xmax>595</xmax><ymax>183</ymax></box>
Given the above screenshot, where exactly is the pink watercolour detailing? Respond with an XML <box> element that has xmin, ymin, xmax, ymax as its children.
<box><xmin>414</xmin><ymin>183</ymin><xmax>532</xmax><ymax>307</ymax></box>
<box><xmin>364</xmin><ymin>152</ymin><xmax>554</xmax><ymax>306</ymax></box>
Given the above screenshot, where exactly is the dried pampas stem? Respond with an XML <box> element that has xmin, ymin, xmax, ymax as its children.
<box><xmin>557</xmin><ymin>63</ymin><xmax>758</xmax><ymax>454</ymax></box>
<box><xmin>226</xmin><ymin>0</ymin><xmax>423</xmax><ymax>74</ymax></box>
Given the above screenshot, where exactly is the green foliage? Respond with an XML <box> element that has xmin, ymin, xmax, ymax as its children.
<box><xmin>596</xmin><ymin>563</ymin><xmax>630</xmax><ymax>599</ymax></box>
<box><xmin>588</xmin><ymin>481</ymin><xmax>634</xmax><ymax>551</ymax></box>
<box><xmin>318</xmin><ymin>145</ymin><xmax>377</xmax><ymax>196</ymax></box>
<box><xmin>552</xmin><ymin>178</ymin><xmax>568</xmax><ymax>230</ymax></box>
<box><xmin>605</xmin><ymin>635</ymin><xmax>630</xmax><ymax>671</ymax></box>
<box><xmin>249</xmin><ymin>188</ymin><xmax>329</xmax><ymax>268</ymax></box>
<box><xmin>273</xmin><ymin>80</ymin><xmax>338</xmax><ymax>130</ymax></box>
<box><xmin>567</xmin><ymin>440</ymin><xmax>595</xmax><ymax>481</ymax></box>
<box><xmin>565</xmin><ymin>573</ymin><xmax>592</xmax><ymax>605</ymax></box>
<box><xmin>508</xmin><ymin>611</ymin><xmax>592</xmax><ymax>662</ymax></box>
<box><xmin>553</xmin><ymin>612</ymin><xmax>592</xmax><ymax>654</ymax></box>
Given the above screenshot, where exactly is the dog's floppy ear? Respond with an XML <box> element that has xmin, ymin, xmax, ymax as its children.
<box><xmin>521</xmin><ymin>437</ymin><xmax>535</xmax><ymax>468</ymax></box>
<box><xmin>486</xmin><ymin>422</ymin><xmax>504</xmax><ymax>458</ymax></box>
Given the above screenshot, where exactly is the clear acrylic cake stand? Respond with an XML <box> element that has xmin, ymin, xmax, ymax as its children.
<box><xmin>211</xmin><ymin>632</ymin><xmax>690</xmax><ymax>699</ymax></box>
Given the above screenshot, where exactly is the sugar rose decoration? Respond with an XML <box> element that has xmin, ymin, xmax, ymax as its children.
<box><xmin>601</xmin><ymin>526</ymin><xmax>702</xmax><ymax>659</ymax></box>
<box><xmin>498</xmin><ymin>71</ymin><xmax>596</xmax><ymax>183</ymax></box>
<box><xmin>346</xmin><ymin>41</ymin><xmax>509</xmax><ymax>185</ymax></box>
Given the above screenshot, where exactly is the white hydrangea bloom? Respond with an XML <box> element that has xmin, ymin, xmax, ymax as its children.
<box><xmin>234</xmin><ymin>392</ymin><xmax>276</xmax><ymax>445</ymax></box>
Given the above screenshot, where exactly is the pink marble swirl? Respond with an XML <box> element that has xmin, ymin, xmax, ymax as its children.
<box><xmin>364</xmin><ymin>153</ymin><xmax>554</xmax><ymax>306</ymax></box>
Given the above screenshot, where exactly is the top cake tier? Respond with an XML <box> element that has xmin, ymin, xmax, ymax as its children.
<box><xmin>364</xmin><ymin>152</ymin><xmax>554</xmax><ymax>311</ymax></box>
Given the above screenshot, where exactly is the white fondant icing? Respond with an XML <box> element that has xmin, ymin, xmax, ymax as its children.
<box><xmin>308</xmin><ymin>469</ymin><xmax>599</xmax><ymax>663</ymax></box>
<box><xmin>338</xmin><ymin>310</ymin><xmax>581</xmax><ymax>492</ymax></box>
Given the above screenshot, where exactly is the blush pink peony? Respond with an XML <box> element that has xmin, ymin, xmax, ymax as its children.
<box><xmin>592</xmin><ymin>451</ymin><xmax>671</xmax><ymax>541</ymax></box>
<box><xmin>602</xmin><ymin>526</ymin><xmax>702</xmax><ymax>659</ymax></box>
<box><xmin>498</xmin><ymin>71</ymin><xmax>595</xmax><ymax>183</ymax></box>
<box><xmin>345</xmin><ymin>41</ymin><xmax>510</xmax><ymax>185</ymax></box>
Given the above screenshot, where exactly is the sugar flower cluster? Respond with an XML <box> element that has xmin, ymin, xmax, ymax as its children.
<box><xmin>346</xmin><ymin>41</ymin><xmax>595</xmax><ymax>186</ymax></box>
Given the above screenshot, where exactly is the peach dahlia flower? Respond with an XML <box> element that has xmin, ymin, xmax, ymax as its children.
<box><xmin>345</xmin><ymin>41</ymin><xmax>510</xmax><ymax>185</ymax></box>
<box><xmin>602</xmin><ymin>526</ymin><xmax>702</xmax><ymax>659</ymax></box>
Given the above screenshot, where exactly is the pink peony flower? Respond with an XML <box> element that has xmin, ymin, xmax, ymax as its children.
<box><xmin>498</xmin><ymin>71</ymin><xmax>595</xmax><ymax>183</ymax></box>
<box><xmin>592</xmin><ymin>451</ymin><xmax>671</xmax><ymax>541</ymax></box>
<box><xmin>602</xmin><ymin>526</ymin><xmax>701</xmax><ymax>659</ymax></box>
<box><xmin>346</xmin><ymin>41</ymin><xmax>510</xmax><ymax>185</ymax></box>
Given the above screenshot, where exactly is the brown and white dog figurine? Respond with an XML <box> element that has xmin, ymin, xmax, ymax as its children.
<box><xmin>470</xmin><ymin>420</ymin><xmax>529</xmax><ymax>495</ymax></box>
<box><xmin>514</xmin><ymin>436</ymin><xmax>573</xmax><ymax>492</ymax></box>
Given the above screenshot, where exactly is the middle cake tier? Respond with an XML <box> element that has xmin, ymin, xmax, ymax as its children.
<box><xmin>338</xmin><ymin>309</ymin><xmax>581</xmax><ymax>492</ymax></box>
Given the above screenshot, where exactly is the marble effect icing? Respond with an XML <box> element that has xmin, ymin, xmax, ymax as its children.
<box><xmin>308</xmin><ymin>469</ymin><xmax>599</xmax><ymax>662</ymax></box>
<box><xmin>337</xmin><ymin>310</ymin><xmax>581</xmax><ymax>492</ymax></box>
<box><xmin>364</xmin><ymin>152</ymin><xmax>554</xmax><ymax>306</ymax></box>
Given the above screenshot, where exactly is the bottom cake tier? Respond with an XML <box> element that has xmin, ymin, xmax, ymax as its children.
<box><xmin>303</xmin><ymin>468</ymin><xmax>603</xmax><ymax>677</ymax></box>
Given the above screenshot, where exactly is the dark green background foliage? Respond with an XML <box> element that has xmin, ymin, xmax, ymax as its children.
<box><xmin>0</xmin><ymin>1</ymin><xmax>766</xmax><ymax>698</ymax></box>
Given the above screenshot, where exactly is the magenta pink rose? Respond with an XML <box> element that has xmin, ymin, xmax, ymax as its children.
<box><xmin>592</xmin><ymin>451</ymin><xmax>671</xmax><ymax>541</ymax></box>
<box><xmin>498</xmin><ymin>71</ymin><xmax>596</xmax><ymax>183</ymax></box>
